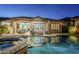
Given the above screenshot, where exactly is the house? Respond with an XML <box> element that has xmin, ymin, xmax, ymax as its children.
<box><xmin>0</xmin><ymin>16</ymin><xmax>63</xmax><ymax>35</ymax></box>
<box><xmin>1</xmin><ymin>16</ymin><xmax>79</xmax><ymax>45</ymax></box>
<box><xmin>0</xmin><ymin>16</ymin><xmax>64</xmax><ymax>45</ymax></box>
<box><xmin>49</xmin><ymin>20</ymin><xmax>62</xmax><ymax>33</ymax></box>
<box><xmin>71</xmin><ymin>16</ymin><xmax>79</xmax><ymax>33</ymax></box>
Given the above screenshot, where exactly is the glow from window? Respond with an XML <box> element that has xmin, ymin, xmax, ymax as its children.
<box><xmin>33</xmin><ymin>23</ymin><xmax>45</xmax><ymax>31</ymax></box>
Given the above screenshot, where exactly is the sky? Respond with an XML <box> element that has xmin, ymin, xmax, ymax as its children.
<box><xmin>0</xmin><ymin>4</ymin><xmax>79</xmax><ymax>19</ymax></box>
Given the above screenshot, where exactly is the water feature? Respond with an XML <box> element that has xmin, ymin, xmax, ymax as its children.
<box><xmin>27</xmin><ymin>35</ymin><xmax>79</xmax><ymax>54</ymax></box>
<box><xmin>0</xmin><ymin>35</ymin><xmax>79</xmax><ymax>54</ymax></box>
<box><xmin>0</xmin><ymin>44</ymin><xmax>14</xmax><ymax>50</ymax></box>
<box><xmin>0</xmin><ymin>38</ymin><xmax>20</xmax><ymax>51</ymax></box>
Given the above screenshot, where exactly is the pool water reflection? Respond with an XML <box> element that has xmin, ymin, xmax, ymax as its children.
<box><xmin>28</xmin><ymin>35</ymin><xmax>79</xmax><ymax>54</ymax></box>
<box><xmin>0</xmin><ymin>35</ymin><xmax>79</xmax><ymax>54</ymax></box>
<box><xmin>28</xmin><ymin>43</ymin><xmax>79</xmax><ymax>54</ymax></box>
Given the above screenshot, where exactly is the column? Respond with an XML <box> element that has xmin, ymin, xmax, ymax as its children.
<box><xmin>13</xmin><ymin>22</ymin><xmax>17</xmax><ymax>34</ymax></box>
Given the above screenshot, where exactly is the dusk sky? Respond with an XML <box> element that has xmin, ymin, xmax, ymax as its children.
<box><xmin>0</xmin><ymin>4</ymin><xmax>79</xmax><ymax>19</ymax></box>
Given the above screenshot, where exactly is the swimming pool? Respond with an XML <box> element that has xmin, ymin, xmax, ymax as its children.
<box><xmin>28</xmin><ymin>43</ymin><xmax>79</xmax><ymax>54</ymax></box>
<box><xmin>0</xmin><ymin>44</ymin><xmax>14</xmax><ymax>50</ymax></box>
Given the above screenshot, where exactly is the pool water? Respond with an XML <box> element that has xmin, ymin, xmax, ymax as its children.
<box><xmin>0</xmin><ymin>44</ymin><xmax>14</xmax><ymax>50</ymax></box>
<box><xmin>28</xmin><ymin>43</ymin><xmax>79</xmax><ymax>54</ymax></box>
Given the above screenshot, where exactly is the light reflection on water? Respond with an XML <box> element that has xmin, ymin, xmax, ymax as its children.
<box><xmin>0</xmin><ymin>35</ymin><xmax>79</xmax><ymax>53</ymax></box>
<box><xmin>28</xmin><ymin>44</ymin><xmax>79</xmax><ymax>54</ymax></box>
<box><xmin>28</xmin><ymin>35</ymin><xmax>79</xmax><ymax>54</ymax></box>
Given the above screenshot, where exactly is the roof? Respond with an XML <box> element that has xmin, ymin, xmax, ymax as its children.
<box><xmin>0</xmin><ymin>16</ymin><xmax>79</xmax><ymax>21</ymax></box>
<box><xmin>0</xmin><ymin>16</ymin><xmax>56</xmax><ymax>21</ymax></box>
<box><xmin>72</xmin><ymin>16</ymin><xmax>79</xmax><ymax>18</ymax></box>
<box><xmin>71</xmin><ymin>16</ymin><xmax>79</xmax><ymax>20</ymax></box>
<box><xmin>0</xmin><ymin>17</ymin><xmax>10</xmax><ymax>21</ymax></box>
<box><xmin>59</xmin><ymin>17</ymin><xmax>71</xmax><ymax>21</ymax></box>
<box><xmin>11</xmin><ymin>16</ymin><xmax>33</xmax><ymax>19</ymax></box>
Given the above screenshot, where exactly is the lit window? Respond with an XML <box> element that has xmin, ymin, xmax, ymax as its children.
<box><xmin>1</xmin><ymin>21</ymin><xmax>11</xmax><ymax>26</ymax></box>
<box><xmin>51</xmin><ymin>23</ymin><xmax>60</xmax><ymax>30</ymax></box>
<box><xmin>33</xmin><ymin>23</ymin><xmax>45</xmax><ymax>31</ymax></box>
<box><xmin>19</xmin><ymin>22</ymin><xmax>30</xmax><ymax>31</ymax></box>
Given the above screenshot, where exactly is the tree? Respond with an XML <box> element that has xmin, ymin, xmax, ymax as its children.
<box><xmin>67</xmin><ymin>26</ymin><xmax>78</xmax><ymax>45</ymax></box>
<box><xmin>0</xmin><ymin>25</ymin><xmax>9</xmax><ymax>35</ymax></box>
<box><xmin>68</xmin><ymin>26</ymin><xmax>78</xmax><ymax>34</ymax></box>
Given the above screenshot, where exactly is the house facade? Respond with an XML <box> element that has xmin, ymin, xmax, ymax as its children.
<box><xmin>1</xmin><ymin>16</ymin><xmax>79</xmax><ymax>45</ymax></box>
<box><xmin>0</xmin><ymin>16</ymin><xmax>63</xmax><ymax>35</ymax></box>
<box><xmin>0</xmin><ymin>16</ymin><xmax>63</xmax><ymax>45</ymax></box>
